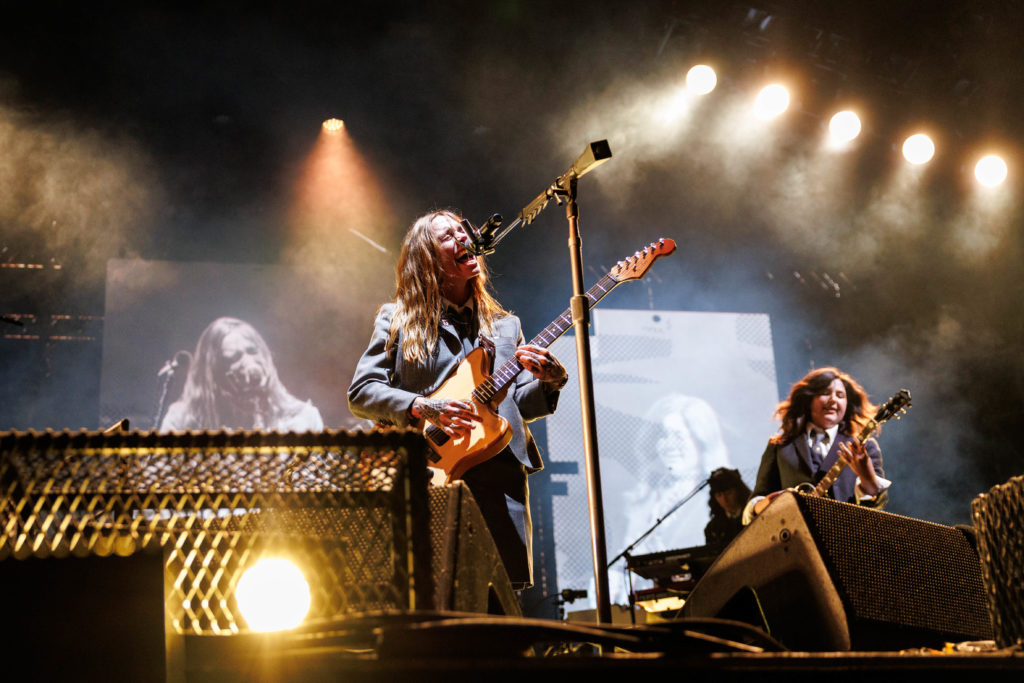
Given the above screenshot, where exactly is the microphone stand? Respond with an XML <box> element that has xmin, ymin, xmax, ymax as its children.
<box><xmin>608</xmin><ymin>477</ymin><xmax>711</xmax><ymax>570</ymax></box>
<box><xmin>609</xmin><ymin>476</ymin><xmax>711</xmax><ymax>625</ymax></box>
<box><xmin>562</xmin><ymin>174</ymin><xmax>614</xmax><ymax>625</ymax></box>
<box><xmin>476</xmin><ymin>141</ymin><xmax>614</xmax><ymax>624</ymax></box>
<box><xmin>153</xmin><ymin>351</ymin><xmax>191</xmax><ymax>429</ymax></box>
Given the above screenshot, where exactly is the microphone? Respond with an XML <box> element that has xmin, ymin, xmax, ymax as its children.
<box><xmin>157</xmin><ymin>360</ymin><xmax>176</xmax><ymax>377</ymax></box>
<box><xmin>460</xmin><ymin>214</ymin><xmax>503</xmax><ymax>256</ymax></box>
<box><xmin>559</xmin><ymin>588</ymin><xmax>588</xmax><ymax>603</ymax></box>
<box><xmin>158</xmin><ymin>351</ymin><xmax>190</xmax><ymax>378</ymax></box>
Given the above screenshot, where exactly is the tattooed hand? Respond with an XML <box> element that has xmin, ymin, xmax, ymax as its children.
<box><xmin>411</xmin><ymin>396</ymin><xmax>481</xmax><ymax>438</ymax></box>
<box><xmin>515</xmin><ymin>344</ymin><xmax>568</xmax><ymax>387</ymax></box>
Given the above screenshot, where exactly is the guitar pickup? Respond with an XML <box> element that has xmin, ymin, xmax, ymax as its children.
<box><xmin>424</xmin><ymin>425</ymin><xmax>448</xmax><ymax>456</ymax></box>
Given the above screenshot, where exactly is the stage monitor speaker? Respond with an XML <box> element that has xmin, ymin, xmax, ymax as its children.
<box><xmin>682</xmin><ymin>492</ymin><xmax>993</xmax><ymax>651</ymax></box>
<box><xmin>428</xmin><ymin>482</ymin><xmax>521</xmax><ymax>616</ymax></box>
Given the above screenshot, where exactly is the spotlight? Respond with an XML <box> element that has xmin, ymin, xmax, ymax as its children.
<box><xmin>686</xmin><ymin>65</ymin><xmax>717</xmax><ymax>95</ymax></box>
<box><xmin>902</xmin><ymin>134</ymin><xmax>935</xmax><ymax>165</ymax></box>
<box><xmin>974</xmin><ymin>155</ymin><xmax>1008</xmax><ymax>187</ymax></box>
<box><xmin>753</xmin><ymin>84</ymin><xmax>790</xmax><ymax>120</ymax></box>
<box><xmin>235</xmin><ymin>558</ymin><xmax>312</xmax><ymax>632</ymax></box>
<box><xmin>828</xmin><ymin>111</ymin><xmax>861</xmax><ymax>143</ymax></box>
<box><xmin>322</xmin><ymin>118</ymin><xmax>345</xmax><ymax>133</ymax></box>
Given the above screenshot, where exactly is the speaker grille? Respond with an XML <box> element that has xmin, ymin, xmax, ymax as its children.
<box><xmin>796</xmin><ymin>495</ymin><xmax>992</xmax><ymax>641</ymax></box>
<box><xmin>972</xmin><ymin>474</ymin><xmax>1024</xmax><ymax>648</ymax></box>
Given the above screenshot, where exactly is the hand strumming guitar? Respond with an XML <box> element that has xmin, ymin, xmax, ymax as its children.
<box><xmin>410</xmin><ymin>397</ymin><xmax>482</xmax><ymax>439</ymax></box>
<box><xmin>837</xmin><ymin>440</ymin><xmax>881</xmax><ymax>496</ymax></box>
<box><xmin>753</xmin><ymin>440</ymin><xmax>881</xmax><ymax>517</ymax></box>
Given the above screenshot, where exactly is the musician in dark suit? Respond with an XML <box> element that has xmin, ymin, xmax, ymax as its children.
<box><xmin>348</xmin><ymin>210</ymin><xmax>567</xmax><ymax>589</ymax></box>
<box><xmin>743</xmin><ymin>367</ymin><xmax>889</xmax><ymax>524</ymax></box>
<box><xmin>704</xmin><ymin>467</ymin><xmax>750</xmax><ymax>548</ymax></box>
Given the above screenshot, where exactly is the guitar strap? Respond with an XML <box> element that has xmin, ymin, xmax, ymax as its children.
<box><xmin>477</xmin><ymin>335</ymin><xmax>496</xmax><ymax>373</ymax></box>
<box><xmin>477</xmin><ymin>334</ymin><xmax>494</xmax><ymax>355</ymax></box>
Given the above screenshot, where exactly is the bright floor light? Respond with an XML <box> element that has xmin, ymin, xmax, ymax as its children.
<box><xmin>975</xmin><ymin>155</ymin><xmax>1008</xmax><ymax>187</ymax></box>
<box><xmin>753</xmin><ymin>84</ymin><xmax>790</xmax><ymax>119</ymax></box>
<box><xmin>235</xmin><ymin>558</ymin><xmax>312</xmax><ymax>632</ymax></box>
<box><xmin>828</xmin><ymin>111</ymin><xmax>861</xmax><ymax>143</ymax></box>
<box><xmin>902</xmin><ymin>134</ymin><xmax>935</xmax><ymax>165</ymax></box>
<box><xmin>686</xmin><ymin>65</ymin><xmax>717</xmax><ymax>95</ymax></box>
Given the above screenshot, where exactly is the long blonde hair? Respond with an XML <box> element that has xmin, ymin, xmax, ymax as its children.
<box><xmin>388</xmin><ymin>210</ymin><xmax>509</xmax><ymax>364</ymax></box>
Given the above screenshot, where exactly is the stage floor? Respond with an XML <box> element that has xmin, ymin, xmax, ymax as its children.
<box><xmin>175</xmin><ymin>614</ymin><xmax>1024</xmax><ymax>683</ymax></box>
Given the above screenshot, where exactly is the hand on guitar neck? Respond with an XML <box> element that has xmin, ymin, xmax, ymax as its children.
<box><xmin>751</xmin><ymin>439</ymin><xmax>881</xmax><ymax>516</ymax></box>
<box><xmin>514</xmin><ymin>343</ymin><xmax>568</xmax><ymax>386</ymax></box>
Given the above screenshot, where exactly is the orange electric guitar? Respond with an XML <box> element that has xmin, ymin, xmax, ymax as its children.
<box><xmin>421</xmin><ymin>238</ymin><xmax>677</xmax><ymax>482</ymax></box>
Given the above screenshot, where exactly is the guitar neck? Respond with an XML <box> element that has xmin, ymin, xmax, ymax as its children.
<box><xmin>811</xmin><ymin>418</ymin><xmax>877</xmax><ymax>498</ymax></box>
<box><xmin>472</xmin><ymin>273</ymin><xmax>621</xmax><ymax>404</ymax></box>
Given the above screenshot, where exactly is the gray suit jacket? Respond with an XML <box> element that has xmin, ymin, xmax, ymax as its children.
<box><xmin>752</xmin><ymin>431</ymin><xmax>886</xmax><ymax>508</ymax></box>
<box><xmin>347</xmin><ymin>303</ymin><xmax>561</xmax><ymax>472</ymax></box>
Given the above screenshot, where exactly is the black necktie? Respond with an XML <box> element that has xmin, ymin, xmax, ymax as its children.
<box><xmin>446</xmin><ymin>307</ymin><xmax>476</xmax><ymax>356</ymax></box>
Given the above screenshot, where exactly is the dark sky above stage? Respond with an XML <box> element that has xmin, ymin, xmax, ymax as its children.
<box><xmin>2</xmin><ymin>1</ymin><xmax>1024</xmax><ymax>524</ymax></box>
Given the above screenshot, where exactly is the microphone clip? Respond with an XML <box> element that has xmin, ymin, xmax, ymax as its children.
<box><xmin>460</xmin><ymin>214</ymin><xmax>503</xmax><ymax>256</ymax></box>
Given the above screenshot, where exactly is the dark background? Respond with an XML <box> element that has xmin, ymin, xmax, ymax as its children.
<box><xmin>3</xmin><ymin>1</ymin><xmax>1023</xmax><ymax>605</ymax></box>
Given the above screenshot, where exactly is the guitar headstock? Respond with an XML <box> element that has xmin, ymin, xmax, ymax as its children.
<box><xmin>873</xmin><ymin>388</ymin><xmax>912</xmax><ymax>424</ymax></box>
<box><xmin>609</xmin><ymin>238</ymin><xmax>677</xmax><ymax>282</ymax></box>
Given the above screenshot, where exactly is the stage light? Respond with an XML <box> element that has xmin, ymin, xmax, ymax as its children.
<box><xmin>235</xmin><ymin>558</ymin><xmax>312</xmax><ymax>632</ymax></box>
<box><xmin>828</xmin><ymin>111</ymin><xmax>861</xmax><ymax>143</ymax></box>
<box><xmin>975</xmin><ymin>155</ymin><xmax>1008</xmax><ymax>187</ymax></box>
<box><xmin>902</xmin><ymin>134</ymin><xmax>935</xmax><ymax>165</ymax></box>
<box><xmin>322</xmin><ymin>118</ymin><xmax>344</xmax><ymax>133</ymax></box>
<box><xmin>686</xmin><ymin>65</ymin><xmax>717</xmax><ymax>95</ymax></box>
<box><xmin>753</xmin><ymin>84</ymin><xmax>789</xmax><ymax>120</ymax></box>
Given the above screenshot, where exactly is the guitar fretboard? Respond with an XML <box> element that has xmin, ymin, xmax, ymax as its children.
<box><xmin>471</xmin><ymin>273</ymin><xmax>620</xmax><ymax>405</ymax></box>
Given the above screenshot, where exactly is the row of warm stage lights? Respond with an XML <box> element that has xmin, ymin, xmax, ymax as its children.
<box><xmin>684</xmin><ymin>65</ymin><xmax>1010</xmax><ymax>188</ymax></box>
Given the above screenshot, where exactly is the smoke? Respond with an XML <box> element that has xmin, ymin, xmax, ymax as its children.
<box><xmin>529</xmin><ymin>32</ymin><xmax>1024</xmax><ymax>527</ymax></box>
<box><xmin>0</xmin><ymin>103</ymin><xmax>163</xmax><ymax>429</ymax></box>
<box><xmin>0</xmin><ymin>106</ymin><xmax>160</xmax><ymax>283</ymax></box>
<box><xmin>830</xmin><ymin>312</ymin><xmax>992</xmax><ymax>525</ymax></box>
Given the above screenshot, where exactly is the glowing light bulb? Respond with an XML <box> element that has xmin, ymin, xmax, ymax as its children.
<box><xmin>235</xmin><ymin>558</ymin><xmax>311</xmax><ymax>632</ymax></box>
<box><xmin>322</xmin><ymin>118</ymin><xmax>344</xmax><ymax>133</ymax></box>
<box><xmin>753</xmin><ymin>84</ymin><xmax>790</xmax><ymax>120</ymax></box>
<box><xmin>974</xmin><ymin>155</ymin><xmax>1008</xmax><ymax>187</ymax></box>
<box><xmin>902</xmin><ymin>134</ymin><xmax>935</xmax><ymax>165</ymax></box>
<box><xmin>686</xmin><ymin>65</ymin><xmax>717</xmax><ymax>95</ymax></box>
<box><xmin>828</xmin><ymin>111</ymin><xmax>861</xmax><ymax>143</ymax></box>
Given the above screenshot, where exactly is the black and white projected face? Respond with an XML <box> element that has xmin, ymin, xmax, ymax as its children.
<box><xmin>544</xmin><ymin>309</ymin><xmax>779</xmax><ymax>605</ymax></box>
<box><xmin>218</xmin><ymin>326</ymin><xmax>272</xmax><ymax>398</ymax></box>
<box><xmin>100</xmin><ymin>259</ymin><xmax>389</xmax><ymax>432</ymax></box>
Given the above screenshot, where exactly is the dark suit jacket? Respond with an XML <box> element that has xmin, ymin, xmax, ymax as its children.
<box><xmin>347</xmin><ymin>303</ymin><xmax>561</xmax><ymax>472</ymax></box>
<box><xmin>752</xmin><ymin>431</ymin><xmax>886</xmax><ymax>508</ymax></box>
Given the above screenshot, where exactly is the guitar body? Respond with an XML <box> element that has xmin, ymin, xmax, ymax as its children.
<box><xmin>421</xmin><ymin>347</ymin><xmax>512</xmax><ymax>483</ymax></box>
